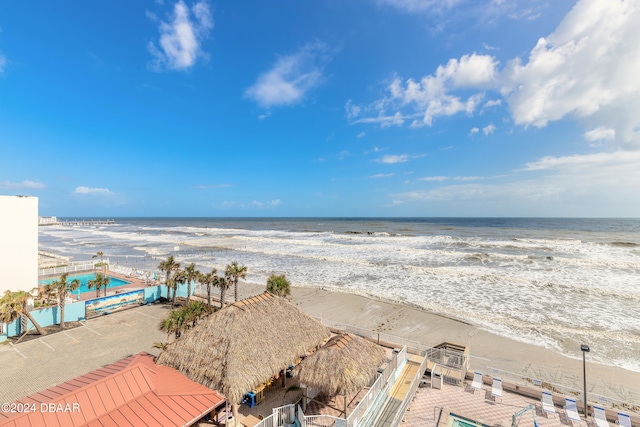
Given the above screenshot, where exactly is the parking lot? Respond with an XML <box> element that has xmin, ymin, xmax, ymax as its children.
<box><xmin>0</xmin><ymin>303</ymin><xmax>171</xmax><ymax>403</ymax></box>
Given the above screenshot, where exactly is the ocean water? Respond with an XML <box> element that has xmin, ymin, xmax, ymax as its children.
<box><xmin>38</xmin><ymin>217</ymin><xmax>640</xmax><ymax>371</ymax></box>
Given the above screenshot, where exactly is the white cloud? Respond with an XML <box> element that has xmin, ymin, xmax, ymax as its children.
<box><xmin>74</xmin><ymin>186</ymin><xmax>114</xmax><ymax>195</ymax></box>
<box><xmin>345</xmin><ymin>100</ymin><xmax>361</xmax><ymax>120</ymax></box>
<box><xmin>469</xmin><ymin>127</ymin><xmax>480</xmax><ymax>136</ymax></box>
<box><xmin>355</xmin><ymin>0</ymin><xmax>640</xmax><ymax>149</ymax></box>
<box><xmin>421</xmin><ymin>176</ymin><xmax>448</xmax><ymax>181</ymax></box>
<box><xmin>258</xmin><ymin>112</ymin><xmax>271</xmax><ymax>120</ymax></box>
<box><xmin>338</xmin><ymin>150</ymin><xmax>350</xmax><ymax>160</ymax></box>
<box><xmin>245</xmin><ymin>42</ymin><xmax>330</xmax><ymax>108</ymax></box>
<box><xmin>375</xmin><ymin>0</ymin><xmax>462</xmax><ymax>13</ymax></box>
<box><xmin>483</xmin><ymin>124</ymin><xmax>496</xmax><ymax>135</ymax></box>
<box><xmin>369</xmin><ymin>173</ymin><xmax>394</xmax><ymax>178</ymax></box>
<box><xmin>145</xmin><ymin>10</ymin><xmax>158</xmax><ymax>21</ymax></box>
<box><xmin>376</xmin><ymin>154</ymin><xmax>409</xmax><ymax>164</ymax></box>
<box><xmin>270</xmin><ymin>199</ymin><xmax>282</xmax><ymax>206</ymax></box>
<box><xmin>583</xmin><ymin>126</ymin><xmax>615</xmax><ymax>142</ymax></box>
<box><xmin>0</xmin><ymin>54</ymin><xmax>5</xmax><ymax>73</ymax></box>
<box><xmin>521</xmin><ymin>150</ymin><xmax>640</xmax><ymax>172</ymax></box>
<box><xmin>0</xmin><ymin>180</ymin><xmax>45</xmax><ymax>189</ymax></box>
<box><xmin>357</xmin><ymin>132</ymin><xmax>366</xmax><ymax>138</ymax></box>
<box><xmin>501</xmin><ymin>0</ymin><xmax>640</xmax><ymax>146</ymax></box>
<box><xmin>483</xmin><ymin>99</ymin><xmax>502</xmax><ymax>108</ymax></box>
<box><xmin>147</xmin><ymin>1</ymin><xmax>213</xmax><ymax>71</ymax></box>
<box><xmin>360</xmin><ymin>53</ymin><xmax>497</xmax><ymax>127</ymax></box>
<box><xmin>352</xmin><ymin>111</ymin><xmax>412</xmax><ymax>127</ymax></box>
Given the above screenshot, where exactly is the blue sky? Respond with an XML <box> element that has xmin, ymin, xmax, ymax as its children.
<box><xmin>1</xmin><ymin>0</ymin><xmax>639</xmax><ymax>217</ymax></box>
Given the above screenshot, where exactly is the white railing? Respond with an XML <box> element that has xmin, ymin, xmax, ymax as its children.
<box><xmin>313</xmin><ymin>315</ymin><xmax>640</xmax><ymax>416</ymax></box>
<box><xmin>255</xmin><ymin>404</ymin><xmax>296</xmax><ymax>427</ymax></box>
<box><xmin>38</xmin><ymin>260</ymin><xmax>105</xmax><ymax>277</ymax></box>
<box><xmin>386</xmin><ymin>354</ymin><xmax>429</xmax><ymax>427</ymax></box>
<box><xmin>476</xmin><ymin>364</ymin><xmax>640</xmax><ymax>415</ymax></box>
<box><xmin>312</xmin><ymin>317</ymin><xmax>427</xmax><ymax>354</ymax></box>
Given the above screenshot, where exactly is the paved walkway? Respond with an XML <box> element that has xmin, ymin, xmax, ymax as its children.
<box><xmin>0</xmin><ymin>303</ymin><xmax>170</xmax><ymax>403</ymax></box>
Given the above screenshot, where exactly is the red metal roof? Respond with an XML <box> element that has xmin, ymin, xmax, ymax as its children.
<box><xmin>0</xmin><ymin>353</ymin><xmax>225</xmax><ymax>427</ymax></box>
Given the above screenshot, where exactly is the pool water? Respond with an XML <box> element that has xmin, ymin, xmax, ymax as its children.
<box><xmin>449</xmin><ymin>414</ymin><xmax>491</xmax><ymax>427</ymax></box>
<box><xmin>39</xmin><ymin>273</ymin><xmax>130</xmax><ymax>295</ymax></box>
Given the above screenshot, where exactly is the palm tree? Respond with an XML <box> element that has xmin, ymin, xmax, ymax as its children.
<box><xmin>173</xmin><ymin>269</ymin><xmax>187</xmax><ymax>305</ymax></box>
<box><xmin>50</xmin><ymin>273</ymin><xmax>80</xmax><ymax>329</ymax></box>
<box><xmin>225</xmin><ymin>261</ymin><xmax>247</xmax><ymax>303</ymax></box>
<box><xmin>158</xmin><ymin>255</ymin><xmax>180</xmax><ymax>302</ymax></box>
<box><xmin>183</xmin><ymin>263</ymin><xmax>199</xmax><ymax>304</ymax></box>
<box><xmin>159</xmin><ymin>300</ymin><xmax>213</xmax><ymax>340</ymax></box>
<box><xmin>0</xmin><ymin>290</ymin><xmax>47</xmax><ymax>337</ymax></box>
<box><xmin>33</xmin><ymin>284</ymin><xmax>56</xmax><ymax>308</ymax></box>
<box><xmin>218</xmin><ymin>274</ymin><xmax>232</xmax><ymax>309</ymax></box>
<box><xmin>198</xmin><ymin>268</ymin><xmax>217</xmax><ymax>306</ymax></box>
<box><xmin>87</xmin><ymin>273</ymin><xmax>111</xmax><ymax>298</ymax></box>
<box><xmin>92</xmin><ymin>251</ymin><xmax>106</xmax><ymax>273</ymax></box>
<box><xmin>266</xmin><ymin>273</ymin><xmax>291</xmax><ymax>297</ymax></box>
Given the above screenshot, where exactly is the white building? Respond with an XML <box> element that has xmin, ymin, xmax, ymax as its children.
<box><xmin>0</xmin><ymin>195</ymin><xmax>38</xmax><ymax>296</ymax></box>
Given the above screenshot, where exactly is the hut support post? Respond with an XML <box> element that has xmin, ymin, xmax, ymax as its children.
<box><xmin>344</xmin><ymin>393</ymin><xmax>348</xmax><ymax>418</ymax></box>
<box><xmin>232</xmin><ymin>403</ymin><xmax>239</xmax><ymax>426</ymax></box>
<box><xmin>303</xmin><ymin>388</ymin><xmax>307</xmax><ymax>411</ymax></box>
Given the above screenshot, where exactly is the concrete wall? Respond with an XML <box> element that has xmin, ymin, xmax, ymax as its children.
<box><xmin>0</xmin><ymin>283</ymin><xmax>192</xmax><ymax>340</ymax></box>
<box><xmin>3</xmin><ymin>300</ymin><xmax>85</xmax><ymax>337</ymax></box>
<box><xmin>0</xmin><ymin>195</ymin><xmax>38</xmax><ymax>295</ymax></box>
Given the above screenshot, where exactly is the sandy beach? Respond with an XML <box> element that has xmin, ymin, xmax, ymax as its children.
<box><xmin>235</xmin><ymin>281</ymin><xmax>640</xmax><ymax>406</ymax></box>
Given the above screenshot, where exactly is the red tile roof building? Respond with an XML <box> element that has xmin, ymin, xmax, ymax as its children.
<box><xmin>0</xmin><ymin>352</ymin><xmax>225</xmax><ymax>427</ymax></box>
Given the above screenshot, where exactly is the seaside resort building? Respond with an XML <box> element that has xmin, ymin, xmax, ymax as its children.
<box><xmin>0</xmin><ymin>195</ymin><xmax>38</xmax><ymax>339</ymax></box>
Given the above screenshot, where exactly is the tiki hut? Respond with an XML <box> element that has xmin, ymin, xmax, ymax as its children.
<box><xmin>297</xmin><ymin>333</ymin><xmax>387</xmax><ymax>417</ymax></box>
<box><xmin>157</xmin><ymin>293</ymin><xmax>330</xmax><ymax>410</ymax></box>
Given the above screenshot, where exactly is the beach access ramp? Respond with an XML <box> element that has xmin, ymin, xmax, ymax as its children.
<box><xmin>371</xmin><ymin>353</ymin><xmax>427</xmax><ymax>427</ymax></box>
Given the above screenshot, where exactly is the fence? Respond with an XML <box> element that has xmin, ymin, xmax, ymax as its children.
<box><xmin>254</xmin><ymin>404</ymin><xmax>296</xmax><ymax>427</ymax></box>
<box><xmin>470</xmin><ymin>359</ymin><xmax>640</xmax><ymax>415</ymax></box>
<box><xmin>38</xmin><ymin>260</ymin><xmax>104</xmax><ymax>277</ymax></box>
<box><xmin>309</xmin><ymin>316</ymin><xmax>640</xmax><ymax>416</ymax></box>
<box><xmin>312</xmin><ymin>317</ymin><xmax>427</xmax><ymax>354</ymax></box>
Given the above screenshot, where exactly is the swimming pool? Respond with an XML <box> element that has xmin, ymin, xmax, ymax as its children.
<box><xmin>39</xmin><ymin>273</ymin><xmax>130</xmax><ymax>295</ymax></box>
<box><xmin>448</xmin><ymin>413</ymin><xmax>492</xmax><ymax>427</ymax></box>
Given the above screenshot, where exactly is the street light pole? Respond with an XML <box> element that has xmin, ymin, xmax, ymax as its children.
<box><xmin>581</xmin><ymin>344</ymin><xmax>590</xmax><ymax>416</ymax></box>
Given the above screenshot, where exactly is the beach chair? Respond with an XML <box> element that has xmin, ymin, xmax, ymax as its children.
<box><xmin>469</xmin><ymin>371</ymin><xmax>483</xmax><ymax>393</ymax></box>
<box><xmin>565</xmin><ymin>397</ymin><xmax>581</xmax><ymax>424</ymax></box>
<box><xmin>593</xmin><ymin>406</ymin><xmax>610</xmax><ymax>427</ymax></box>
<box><xmin>541</xmin><ymin>391</ymin><xmax>556</xmax><ymax>417</ymax></box>
<box><xmin>491</xmin><ymin>378</ymin><xmax>503</xmax><ymax>401</ymax></box>
<box><xmin>617</xmin><ymin>412</ymin><xmax>631</xmax><ymax>427</ymax></box>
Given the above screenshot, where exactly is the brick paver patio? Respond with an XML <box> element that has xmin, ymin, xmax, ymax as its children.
<box><xmin>404</xmin><ymin>378</ymin><xmax>588</xmax><ymax>427</ymax></box>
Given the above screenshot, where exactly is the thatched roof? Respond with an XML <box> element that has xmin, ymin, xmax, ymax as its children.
<box><xmin>156</xmin><ymin>292</ymin><xmax>330</xmax><ymax>404</ymax></box>
<box><xmin>297</xmin><ymin>333</ymin><xmax>387</xmax><ymax>396</ymax></box>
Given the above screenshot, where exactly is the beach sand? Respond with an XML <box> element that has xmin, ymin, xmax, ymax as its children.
<box><xmin>235</xmin><ymin>282</ymin><xmax>640</xmax><ymax>405</ymax></box>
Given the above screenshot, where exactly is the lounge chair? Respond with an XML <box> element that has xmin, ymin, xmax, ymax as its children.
<box><xmin>470</xmin><ymin>371</ymin><xmax>483</xmax><ymax>393</ymax></box>
<box><xmin>541</xmin><ymin>391</ymin><xmax>556</xmax><ymax>416</ymax></box>
<box><xmin>491</xmin><ymin>378</ymin><xmax>503</xmax><ymax>401</ymax></box>
<box><xmin>593</xmin><ymin>406</ymin><xmax>610</xmax><ymax>427</ymax></box>
<box><xmin>565</xmin><ymin>397</ymin><xmax>581</xmax><ymax>424</ymax></box>
<box><xmin>617</xmin><ymin>412</ymin><xmax>631</xmax><ymax>427</ymax></box>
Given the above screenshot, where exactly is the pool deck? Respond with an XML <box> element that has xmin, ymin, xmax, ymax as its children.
<box><xmin>38</xmin><ymin>269</ymin><xmax>159</xmax><ymax>302</ymax></box>
<box><xmin>402</xmin><ymin>377</ymin><xmax>630</xmax><ymax>427</ymax></box>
